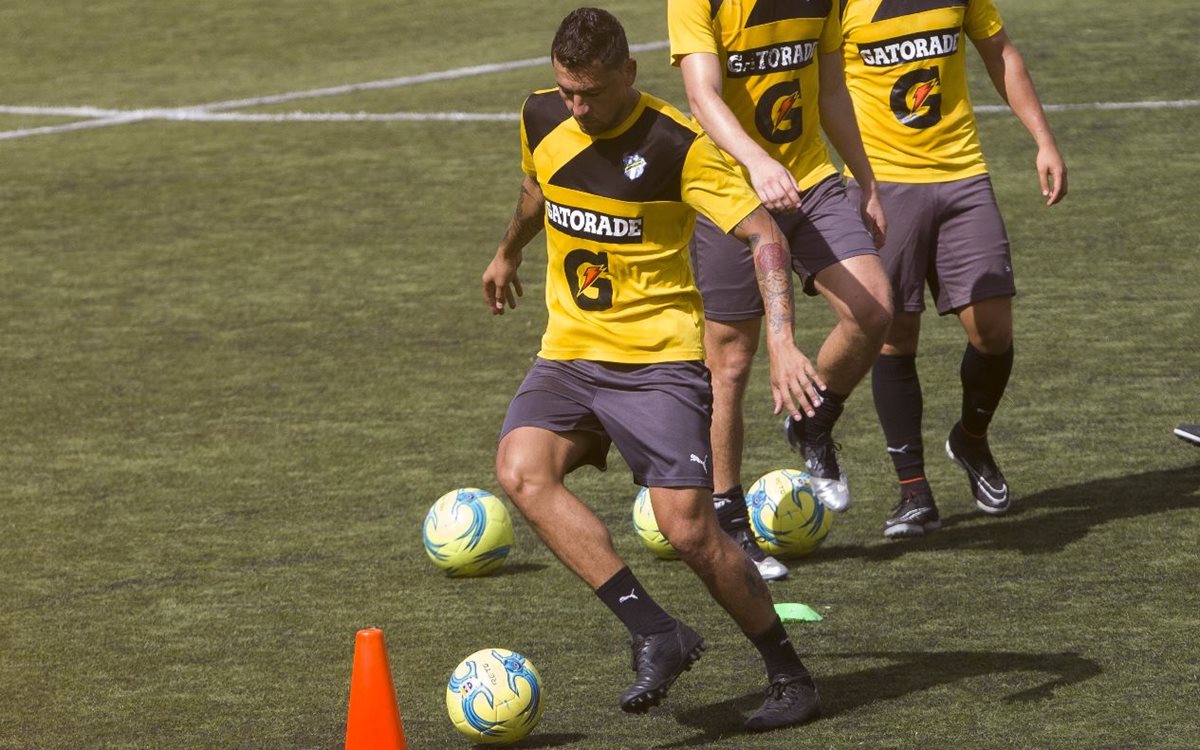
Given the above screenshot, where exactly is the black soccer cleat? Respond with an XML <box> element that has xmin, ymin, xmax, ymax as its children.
<box><xmin>945</xmin><ymin>423</ymin><xmax>1011</xmax><ymax>515</ymax></box>
<box><xmin>731</xmin><ymin>527</ymin><xmax>789</xmax><ymax>582</ymax></box>
<box><xmin>784</xmin><ymin>415</ymin><xmax>851</xmax><ymax>512</ymax></box>
<box><xmin>619</xmin><ymin>620</ymin><xmax>706</xmax><ymax>713</ymax></box>
<box><xmin>744</xmin><ymin>672</ymin><xmax>822</xmax><ymax>732</ymax></box>
<box><xmin>883</xmin><ymin>484</ymin><xmax>942</xmax><ymax>538</ymax></box>
<box><xmin>1175</xmin><ymin>423</ymin><xmax>1200</xmax><ymax>447</ymax></box>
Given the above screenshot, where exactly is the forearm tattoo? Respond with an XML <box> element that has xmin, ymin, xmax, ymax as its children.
<box><xmin>501</xmin><ymin>181</ymin><xmax>545</xmax><ymax>249</ymax></box>
<box><xmin>752</xmin><ymin>236</ymin><xmax>794</xmax><ymax>335</ymax></box>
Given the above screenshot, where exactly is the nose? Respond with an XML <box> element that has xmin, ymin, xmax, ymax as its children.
<box><xmin>568</xmin><ymin>96</ymin><xmax>589</xmax><ymax>118</ymax></box>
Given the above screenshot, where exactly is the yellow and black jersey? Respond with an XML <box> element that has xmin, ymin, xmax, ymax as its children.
<box><xmin>668</xmin><ymin>0</ymin><xmax>843</xmax><ymax>191</ymax></box>
<box><xmin>840</xmin><ymin>0</ymin><xmax>1004</xmax><ymax>182</ymax></box>
<box><xmin>520</xmin><ymin>90</ymin><xmax>761</xmax><ymax>364</ymax></box>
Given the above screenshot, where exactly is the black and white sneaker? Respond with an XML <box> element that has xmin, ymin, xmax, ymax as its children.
<box><xmin>744</xmin><ymin>672</ymin><xmax>822</xmax><ymax>732</ymax></box>
<box><xmin>619</xmin><ymin>620</ymin><xmax>706</xmax><ymax>713</ymax></box>
<box><xmin>883</xmin><ymin>485</ymin><xmax>941</xmax><ymax>538</ymax></box>
<box><xmin>1175</xmin><ymin>423</ymin><xmax>1200</xmax><ymax>447</ymax></box>
<box><xmin>945</xmin><ymin>423</ymin><xmax>1010</xmax><ymax>514</ymax></box>
<box><xmin>732</xmin><ymin>527</ymin><xmax>789</xmax><ymax>582</ymax></box>
<box><xmin>784</xmin><ymin>415</ymin><xmax>851</xmax><ymax>512</ymax></box>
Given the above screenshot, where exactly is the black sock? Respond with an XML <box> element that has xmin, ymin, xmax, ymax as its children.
<box><xmin>960</xmin><ymin>344</ymin><xmax>1013</xmax><ymax>437</ymax></box>
<box><xmin>713</xmin><ymin>486</ymin><xmax>750</xmax><ymax>533</ymax></box>
<box><xmin>872</xmin><ymin>353</ymin><xmax>926</xmax><ymax>482</ymax></box>
<box><xmin>595</xmin><ymin>567</ymin><xmax>676</xmax><ymax>637</ymax></box>
<box><xmin>749</xmin><ymin>616</ymin><xmax>808</xmax><ymax>680</ymax></box>
<box><xmin>806</xmin><ymin>390</ymin><xmax>847</xmax><ymax>439</ymax></box>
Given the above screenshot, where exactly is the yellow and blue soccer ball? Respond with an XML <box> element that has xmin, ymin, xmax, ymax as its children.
<box><xmin>423</xmin><ymin>488</ymin><xmax>513</xmax><ymax>577</ymax></box>
<box><xmin>746</xmin><ymin>469</ymin><xmax>832</xmax><ymax>558</ymax></box>
<box><xmin>446</xmin><ymin>648</ymin><xmax>543</xmax><ymax>746</ymax></box>
<box><xmin>631</xmin><ymin>486</ymin><xmax>678</xmax><ymax>560</ymax></box>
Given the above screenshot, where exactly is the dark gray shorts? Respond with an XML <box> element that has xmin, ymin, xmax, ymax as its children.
<box><xmin>691</xmin><ymin>175</ymin><xmax>878</xmax><ymax>321</ymax></box>
<box><xmin>500</xmin><ymin>358</ymin><xmax>714</xmax><ymax>489</ymax></box>
<box><xmin>846</xmin><ymin>174</ymin><xmax>1014</xmax><ymax>316</ymax></box>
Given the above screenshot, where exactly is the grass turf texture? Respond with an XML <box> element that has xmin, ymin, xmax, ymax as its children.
<box><xmin>1</xmin><ymin>0</ymin><xmax>1197</xmax><ymax>747</ymax></box>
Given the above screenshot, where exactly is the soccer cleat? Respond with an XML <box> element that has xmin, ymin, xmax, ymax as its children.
<box><xmin>1175</xmin><ymin>423</ymin><xmax>1200</xmax><ymax>447</ymax></box>
<box><xmin>883</xmin><ymin>485</ymin><xmax>942</xmax><ymax>538</ymax></box>
<box><xmin>732</xmin><ymin>527</ymin><xmax>789</xmax><ymax>582</ymax></box>
<box><xmin>744</xmin><ymin>672</ymin><xmax>822</xmax><ymax>732</ymax></box>
<box><xmin>945</xmin><ymin>423</ymin><xmax>1010</xmax><ymax>514</ymax></box>
<box><xmin>784</xmin><ymin>415</ymin><xmax>851</xmax><ymax>512</ymax></box>
<box><xmin>619</xmin><ymin>620</ymin><xmax>706</xmax><ymax>713</ymax></box>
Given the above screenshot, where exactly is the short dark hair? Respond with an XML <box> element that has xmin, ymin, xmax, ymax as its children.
<box><xmin>551</xmin><ymin>7</ymin><xmax>630</xmax><ymax>71</ymax></box>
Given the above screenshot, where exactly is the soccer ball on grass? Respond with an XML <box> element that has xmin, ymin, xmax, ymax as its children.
<box><xmin>446</xmin><ymin>648</ymin><xmax>543</xmax><ymax>745</ymax></box>
<box><xmin>423</xmin><ymin>488</ymin><xmax>513</xmax><ymax>576</ymax></box>
<box><xmin>746</xmin><ymin>469</ymin><xmax>831</xmax><ymax>558</ymax></box>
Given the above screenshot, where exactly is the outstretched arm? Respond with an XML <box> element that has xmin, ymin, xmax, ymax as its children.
<box><xmin>729</xmin><ymin>206</ymin><xmax>826</xmax><ymax>417</ymax></box>
<box><xmin>680</xmin><ymin>52</ymin><xmax>803</xmax><ymax>212</ymax></box>
<box><xmin>482</xmin><ymin>174</ymin><xmax>544</xmax><ymax>315</ymax></box>
<box><xmin>818</xmin><ymin>50</ymin><xmax>886</xmax><ymax>248</ymax></box>
<box><xmin>974</xmin><ymin>29</ymin><xmax>1068</xmax><ymax>205</ymax></box>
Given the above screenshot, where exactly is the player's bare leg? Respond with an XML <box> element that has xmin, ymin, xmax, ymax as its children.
<box><xmin>704</xmin><ymin>318</ymin><xmax>788</xmax><ymax>581</ymax></box>
<box><xmin>787</xmin><ymin>254</ymin><xmax>892</xmax><ymax>512</ymax></box>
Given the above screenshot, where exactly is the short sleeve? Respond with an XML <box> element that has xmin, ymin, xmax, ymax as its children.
<box><xmin>669</xmin><ymin>0</ymin><xmax>720</xmax><ymax>66</ymax></box>
<box><xmin>680</xmin><ymin>134</ymin><xmax>762</xmax><ymax>233</ymax></box>
<box><xmin>519</xmin><ymin>98</ymin><xmax>536</xmax><ymax>177</ymax></box>
<box><xmin>964</xmin><ymin>0</ymin><xmax>1004</xmax><ymax>41</ymax></box>
<box><xmin>818</xmin><ymin>5</ymin><xmax>843</xmax><ymax>55</ymax></box>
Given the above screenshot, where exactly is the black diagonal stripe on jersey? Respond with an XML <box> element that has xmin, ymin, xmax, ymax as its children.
<box><xmin>547</xmin><ymin>107</ymin><xmax>697</xmax><ymax>203</ymax></box>
<box><xmin>872</xmin><ymin>0</ymin><xmax>966</xmax><ymax>23</ymax></box>
<box><xmin>709</xmin><ymin>0</ymin><xmax>724</xmax><ymax>16</ymax></box>
<box><xmin>523</xmin><ymin>90</ymin><xmax>570</xmax><ymax>154</ymax></box>
<box><xmin>840</xmin><ymin>0</ymin><xmax>850</xmax><ymax>19</ymax></box>
<box><xmin>747</xmin><ymin>0</ymin><xmax>833</xmax><ymax>26</ymax></box>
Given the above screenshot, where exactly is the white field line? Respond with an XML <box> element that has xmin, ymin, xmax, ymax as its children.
<box><xmin>0</xmin><ymin>37</ymin><xmax>1196</xmax><ymax>140</ymax></box>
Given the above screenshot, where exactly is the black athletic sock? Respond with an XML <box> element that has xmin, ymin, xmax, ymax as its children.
<box><xmin>806</xmin><ymin>389</ymin><xmax>847</xmax><ymax>440</ymax></box>
<box><xmin>713</xmin><ymin>486</ymin><xmax>750</xmax><ymax>533</ymax></box>
<box><xmin>749</xmin><ymin>616</ymin><xmax>807</xmax><ymax>680</ymax></box>
<box><xmin>960</xmin><ymin>344</ymin><xmax>1013</xmax><ymax>437</ymax></box>
<box><xmin>872</xmin><ymin>353</ymin><xmax>926</xmax><ymax>482</ymax></box>
<box><xmin>595</xmin><ymin>567</ymin><xmax>676</xmax><ymax>637</ymax></box>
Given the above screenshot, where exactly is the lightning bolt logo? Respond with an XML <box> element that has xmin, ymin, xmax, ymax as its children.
<box><xmin>911</xmin><ymin>81</ymin><xmax>935</xmax><ymax>112</ymax></box>
<box><xmin>577</xmin><ymin>264</ymin><xmax>608</xmax><ymax>297</ymax></box>
<box><xmin>772</xmin><ymin>92</ymin><xmax>800</xmax><ymax>133</ymax></box>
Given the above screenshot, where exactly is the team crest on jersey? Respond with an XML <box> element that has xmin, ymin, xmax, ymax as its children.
<box><xmin>622</xmin><ymin>153</ymin><xmax>647</xmax><ymax>181</ymax></box>
<box><xmin>891</xmin><ymin>67</ymin><xmax>942</xmax><ymax>129</ymax></box>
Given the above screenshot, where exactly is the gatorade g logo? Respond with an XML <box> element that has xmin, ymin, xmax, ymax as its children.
<box><xmin>564</xmin><ymin>249</ymin><xmax>613</xmax><ymax>311</ymax></box>
<box><xmin>890</xmin><ymin>67</ymin><xmax>942</xmax><ymax>129</ymax></box>
<box><xmin>754</xmin><ymin>80</ymin><xmax>803</xmax><ymax>144</ymax></box>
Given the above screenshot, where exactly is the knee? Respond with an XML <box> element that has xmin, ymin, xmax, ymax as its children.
<box><xmin>706</xmin><ymin>337</ymin><xmax>757</xmax><ymax>392</ymax></box>
<box><xmin>967</xmin><ymin>319</ymin><xmax>1013</xmax><ymax>354</ymax></box>
<box><xmin>850</xmin><ymin>289</ymin><xmax>893</xmax><ymax>346</ymax></box>
<box><xmin>660</xmin><ymin>519</ymin><xmax>719</xmax><ymax>569</ymax></box>
<box><xmin>495</xmin><ymin>450</ymin><xmax>545</xmax><ymax>509</ymax></box>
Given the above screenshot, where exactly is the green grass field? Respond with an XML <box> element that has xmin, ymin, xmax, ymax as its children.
<box><xmin>1</xmin><ymin>1</ymin><xmax>1197</xmax><ymax>748</ymax></box>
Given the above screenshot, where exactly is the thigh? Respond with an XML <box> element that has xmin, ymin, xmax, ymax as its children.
<box><xmin>931</xmin><ymin>175</ymin><xmax>1015</xmax><ymax>315</ymax></box>
<box><xmin>500</xmin><ymin>359</ymin><xmax>611</xmax><ymax>473</ymax></box>
<box><xmin>786</xmin><ymin>176</ymin><xmax>879</xmax><ymax>296</ymax></box>
<box><xmin>590</xmin><ymin>361</ymin><xmax>715</xmax><ymax>489</ymax></box>
<box><xmin>848</xmin><ymin>178</ymin><xmax>938</xmax><ymax>313</ymax></box>
<box><xmin>691</xmin><ymin>214</ymin><xmax>764</xmax><ymax>321</ymax></box>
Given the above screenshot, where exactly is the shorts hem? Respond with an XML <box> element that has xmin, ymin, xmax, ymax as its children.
<box><xmin>936</xmin><ymin>288</ymin><xmax>1017</xmax><ymax>316</ymax></box>
<box><xmin>635</xmin><ymin>476</ymin><xmax>714</xmax><ymax>490</ymax></box>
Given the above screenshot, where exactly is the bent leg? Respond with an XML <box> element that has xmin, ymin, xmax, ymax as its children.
<box><xmin>496</xmin><ymin>426</ymin><xmax>624</xmax><ymax>588</ymax></box>
<box><xmin>650</xmin><ymin>486</ymin><xmax>776</xmax><ymax>636</ymax></box>
<box><xmin>811</xmin><ymin>253</ymin><xmax>894</xmax><ymax>393</ymax></box>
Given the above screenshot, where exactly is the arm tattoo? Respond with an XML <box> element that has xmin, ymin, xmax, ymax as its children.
<box><xmin>752</xmin><ymin>236</ymin><xmax>794</xmax><ymax>336</ymax></box>
<box><xmin>500</xmin><ymin>180</ymin><xmax>545</xmax><ymax>249</ymax></box>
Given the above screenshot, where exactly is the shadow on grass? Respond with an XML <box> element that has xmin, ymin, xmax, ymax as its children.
<box><xmin>492</xmin><ymin>562</ymin><xmax>551</xmax><ymax>577</ymax></box>
<box><xmin>814</xmin><ymin>464</ymin><xmax>1200</xmax><ymax>561</ymax></box>
<box><xmin>660</xmin><ymin>649</ymin><xmax>1101</xmax><ymax>746</ymax></box>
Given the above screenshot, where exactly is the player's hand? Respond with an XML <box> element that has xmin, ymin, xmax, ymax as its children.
<box><xmin>482</xmin><ymin>253</ymin><xmax>523</xmax><ymax>315</ymax></box>
<box><xmin>766</xmin><ymin>341</ymin><xmax>826</xmax><ymax>419</ymax></box>
<box><xmin>859</xmin><ymin>182</ymin><xmax>887</xmax><ymax>249</ymax></box>
<box><xmin>1037</xmin><ymin>146</ymin><xmax>1068</xmax><ymax>206</ymax></box>
<box><xmin>747</xmin><ymin>156</ymin><xmax>803</xmax><ymax>214</ymax></box>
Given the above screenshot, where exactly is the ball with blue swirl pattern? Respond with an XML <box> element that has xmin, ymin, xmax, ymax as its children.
<box><xmin>423</xmin><ymin>488</ymin><xmax>514</xmax><ymax>577</ymax></box>
<box><xmin>446</xmin><ymin>648</ymin><xmax>543</xmax><ymax>745</ymax></box>
<box><xmin>746</xmin><ymin>469</ymin><xmax>832</xmax><ymax>558</ymax></box>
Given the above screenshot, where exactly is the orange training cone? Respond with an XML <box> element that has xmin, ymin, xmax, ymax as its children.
<box><xmin>345</xmin><ymin>627</ymin><xmax>408</xmax><ymax>750</ymax></box>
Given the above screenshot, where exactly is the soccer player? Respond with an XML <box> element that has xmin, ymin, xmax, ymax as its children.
<box><xmin>837</xmin><ymin>0</ymin><xmax>1068</xmax><ymax>537</ymax></box>
<box><xmin>668</xmin><ymin>0</ymin><xmax>895</xmax><ymax>579</ymax></box>
<box><xmin>483</xmin><ymin>7</ymin><xmax>821</xmax><ymax>731</ymax></box>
